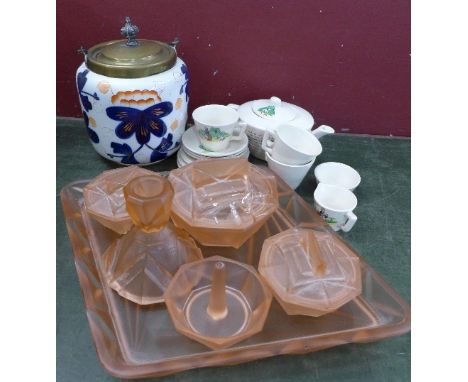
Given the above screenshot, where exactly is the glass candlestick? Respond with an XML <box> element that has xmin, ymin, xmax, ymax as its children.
<box><xmin>83</xmin><ymin>166</ymin><xmax>155</xmax><ymax>234</ymax></box>
<box><xmin>102</xmin><ymin>174</ymin><xmax>203</xmax><ymax>305</ymax></box>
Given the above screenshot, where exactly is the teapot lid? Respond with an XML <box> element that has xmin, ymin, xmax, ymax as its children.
<box><xmin>252</xmin><ymin>97</ymin><xmax>297</xmax><ymax>123</ymax></box>
<box><xmin>85</xmin><ymin>17</ymin><xmax>178</xmax><ymax>79</ymax></box>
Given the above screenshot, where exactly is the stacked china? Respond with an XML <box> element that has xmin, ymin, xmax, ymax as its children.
<box><xmin>313</xmin><ymin>162</ymin><xmax>362</xmax><ymax>232</ymax></box>
<box><xmin>177</xmin><ymin>104</ymin><xmax>250</xmax><ymax>167</ymax></box>
<box><xmin>177</xmin><ymin>127</ymin><xmax>249</xmax><ymax>167</ymax></box>
<box><xmin>262</xmin><ymin>124</ymin><xmax>333</xmax><ymax>189</ymax></box>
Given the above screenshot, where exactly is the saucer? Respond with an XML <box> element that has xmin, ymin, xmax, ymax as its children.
<box><xmin>177</xmin><ymin>145</ymin><xmax>250</xmax><ymax>168</ymax></box>
<box><xmin>179</xmin><ymin>147</ymin><xmax>193</xmax><ymax>163</ymax></box>
<box><xmin>182</xmin><ymin>127</ymin><xmax>249</xmax><ymax>158</ymax></box>
<box><xmin>183</xmin><ymin>145</ymin><xmax>249</xmax><ymax>160</ymax></box>
<box><xmin>177</xmin><ymin>150</ymin><xmax>190</xmax><ymax>167</ymax></box>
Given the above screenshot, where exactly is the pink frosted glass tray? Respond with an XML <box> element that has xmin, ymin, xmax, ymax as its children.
<box><xmin>61</xmin><ymin>171</ymin><xmax>410</xmax><ymax>379</ymax></box>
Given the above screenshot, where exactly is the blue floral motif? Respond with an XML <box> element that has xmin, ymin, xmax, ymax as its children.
<box><xmin>107</xmin><ymin>133</ymin><xmax>176</xmax><ymax>165</ymax></box>
<box><xmin>77</xmin><ymin>69</ymin><xmax>99</xmax><ymax>112</ymax></box>
<box><xmin>106</xmin><ymin>102</ymin><xmax>173</xmax><ymax>145</ymax></box>
<box><xmin>150</xmin><ymin>133</ymin><xmax>174</xmax><ymax>162</ymax></box>
<box><xmin>179</xmin><ymin>64</ymin><xmax>189</xmax><ymax>101</ymax></box>
<box><xmin>107</xmin><ymin>142</ymin><xmax>140</xmax><ymax>164</ymax></box>
<box><xmin>82</xmin><ymin>111</ymin><xmax>99</xmax><ymax>144</ymax></box>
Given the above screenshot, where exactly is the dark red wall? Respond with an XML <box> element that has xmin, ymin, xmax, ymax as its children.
<box><xmin>57</xmin><ymin>0</ymin><xmax>410</xmax><ymax>136</ymax></box>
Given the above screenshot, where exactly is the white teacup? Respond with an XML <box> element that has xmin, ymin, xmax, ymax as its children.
<box><xmin>192</xmin><ymin>104</ymin><xmax>247</xmax><ymax>152</ymax></box>
<box><xmin>314</xmin><ymin>162</ymin><xmax>361</xmax><ymax>191</ymax></box>
<box><xmin>262</xmin><ymin>125</ymin><xmax>322</xmax><ymax>165</ymax></box>
<box><xmin>313</xmin><ymin>183</ymin><xmax>358</xmax><ymax>232</ymax></box>
<box><xmin>265</xmin><ymin>151</ymin><xmax>314</xmax><ymax>189</ymax></box>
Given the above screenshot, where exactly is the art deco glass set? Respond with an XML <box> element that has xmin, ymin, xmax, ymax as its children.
<box><xmin>83</xmin><ymin>158</ymin><xmax>362</xmax><ymax>350</ymax></box>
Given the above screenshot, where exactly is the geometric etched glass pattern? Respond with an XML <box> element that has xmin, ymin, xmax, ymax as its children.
<box><xmin>165</xmin><ymin>256</ymin><xmax>272</xmax><ymax>350</ymax></box>
<box><xmin>83</xmin><ymin>166</ymin><xmax>155</xmax><ymax>234</ymax></box>
<box><xmin>102</xmin><ymin>224</ymin><xmax>203</xmax><ymax>305</ymax></box>
<box><xmin>60</xmin><ymin>177</ymin><xmax>410</xmax><ymax>379</ymax></box>
<box><xmin>168</xmin><ymin>158</ymin><xmax>279</xmax><ymax>248</ymax></box>
<box><xmin>124</xmin><ymin>174</ymin><xmax>174</xmax><ymax>232</ymax></box>
<box><xmin>259</xmin><ymin>227</ymin><xmax>362</xmax><ymax>317</ymax></box>
<box><xmin>102</xmin><ymin>174</ymin><xmax>203</xmax><ymax>305</ymax></box>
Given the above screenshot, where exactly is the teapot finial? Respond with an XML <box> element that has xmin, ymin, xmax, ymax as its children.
<box><xmin>121</xmin><ymin>17</ymin><xmax>140</xmax><ymax>47</ymax></box>
<box><xmin>270</xmin><ymin>96</ymin><xmax>282</xmax><ymax>106</ymax></box>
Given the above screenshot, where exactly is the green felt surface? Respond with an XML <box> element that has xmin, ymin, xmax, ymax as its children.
<box><xmin>56</xmin><ymin>119</ymin><xmax>410</xmax><ymax>382</ymax></box>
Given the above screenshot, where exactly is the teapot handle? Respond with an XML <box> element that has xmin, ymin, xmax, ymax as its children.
<box><xmin>227</xmin><ymin>103</ymin><xmax>240</xmax><ymax>110</ymax></box>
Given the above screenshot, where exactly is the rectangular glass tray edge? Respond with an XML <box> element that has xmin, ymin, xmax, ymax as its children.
<box><xmin>60</xmin><ymin>175</ymin><xmax>410</xmax><ymax>380</ymax></box>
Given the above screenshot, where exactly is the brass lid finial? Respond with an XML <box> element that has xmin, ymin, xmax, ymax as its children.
<box><xmin>120</xmin><ymin>16</ymin><xmax>140</xmax><ymax>47</ymax></box>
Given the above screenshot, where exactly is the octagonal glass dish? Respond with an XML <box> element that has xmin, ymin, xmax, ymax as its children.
<box><xmin>83</xmin><ymin>166</ymin><xmax>155</xmax><ymax>234</ymax></box>
<box><xmin>259</xmin><ymin>227</ymin><xmax>362</xmax><ymax>316</ymax></box>
<box><xmin>165</xmin><ymin>256</ymin><xmax>272</xmax><ymax>350</ymax></box>
<box><xmin>168</xmin><ymin>158</ymin><xmax>278</xmax><ymax>248</ymax></box>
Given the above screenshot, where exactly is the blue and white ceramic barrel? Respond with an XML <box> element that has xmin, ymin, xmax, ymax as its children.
<box><xmin>75</xmin><ymin>58</ymin><xmax>188</xmax><ymax>165</ymax></box>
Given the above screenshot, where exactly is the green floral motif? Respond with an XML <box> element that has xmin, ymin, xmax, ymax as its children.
<box><xmin>199</xmin><ymin>144</ymin><xmax>214</xmax><ymax>152</ymax></box>
<box><xmin>318</xmin><ymin>208</ymin><xmax>338</xmax><ymax>225</ymax></box>
<box><xmin>257</xmin><ymin>105</ymin><xmax>276</xmax><ymax>117</ymax></box>
<box><xmin>199</xmin><ymin>127</ymin><xmax>230</xmax><ymax>142</ymax></box>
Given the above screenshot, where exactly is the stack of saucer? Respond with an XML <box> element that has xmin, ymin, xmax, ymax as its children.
<box><xmin>177</xmin><ymin>126</ymin><xmax>250</xmax><ymax>167</ymax></box>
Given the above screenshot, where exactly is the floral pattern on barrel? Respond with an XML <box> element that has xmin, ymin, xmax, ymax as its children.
<box><xmin>83</xmin><ymin>111</ymin><xmax>100</xmax><ymax>144</ymax></box>
<box><xmin>180</xmin><ymin>64</ymin><xmax>189</xmax><ymax>101</ymax></box>
<box><xmin>76</xmin><ymin>69</ymin><xmax>99</xmax><ymax>112</ymax></box>
<box><xmin>75</xmin><ymin>56</ymin><xmax>188</xmax><ymax>165</ymax></box>
<box><xmin>106</xmin><ymin>102</ymin><xmax>173</xmax><ymax>145</ymax></box>
<box><xmin>107</xmin><ymin>133</ymin><xmax>178</xmax><ymax>165</ymax></box>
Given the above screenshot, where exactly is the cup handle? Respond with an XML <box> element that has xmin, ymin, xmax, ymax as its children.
<box><xmin>341</xmin><ymin>211</ymin><xmax>357</xmax><ymax>232</ymax></box>
<box><xmin>261</xmin><ymin>128</ymin><xmax>277</xmax><ymax>154</ymax></box>
<box><xmin>231</xmin><ymin>121</ymin><xmax>247</xmax><ymax>140</ymax></box>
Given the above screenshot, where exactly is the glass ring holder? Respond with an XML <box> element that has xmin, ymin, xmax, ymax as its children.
<box><xmin>165</xmin><ymin>256</ymin><xmax>272</xmax><ymax>350</ymax></box>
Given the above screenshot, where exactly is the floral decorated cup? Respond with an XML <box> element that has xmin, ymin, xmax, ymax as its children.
<box><xmin>313</xmin><ymin>183</ymin><xmax>358</xmax><ymax>232</ymax></box>
<box><xmin>192</xmin><ymin>105</ymin><xmax>247</xmax><ymax>152</ymax></box>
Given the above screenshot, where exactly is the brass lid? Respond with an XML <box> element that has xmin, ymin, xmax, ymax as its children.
<box><xmin>86</xmin><ymin>17</ymin><xmax>177</xmax><ymax>79</ymax></box>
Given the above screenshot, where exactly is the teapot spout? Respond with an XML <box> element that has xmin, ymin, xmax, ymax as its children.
<box><xmin>311</xmin><ymin>125</ymin><xmax>335</xmax><ymax>140</ymax></box>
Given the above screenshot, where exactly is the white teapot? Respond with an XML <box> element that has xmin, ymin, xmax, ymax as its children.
<box><xmin>228</xmin><ymin>96</ymin><xmax>334</xmax><ymax>159</ymax></box>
